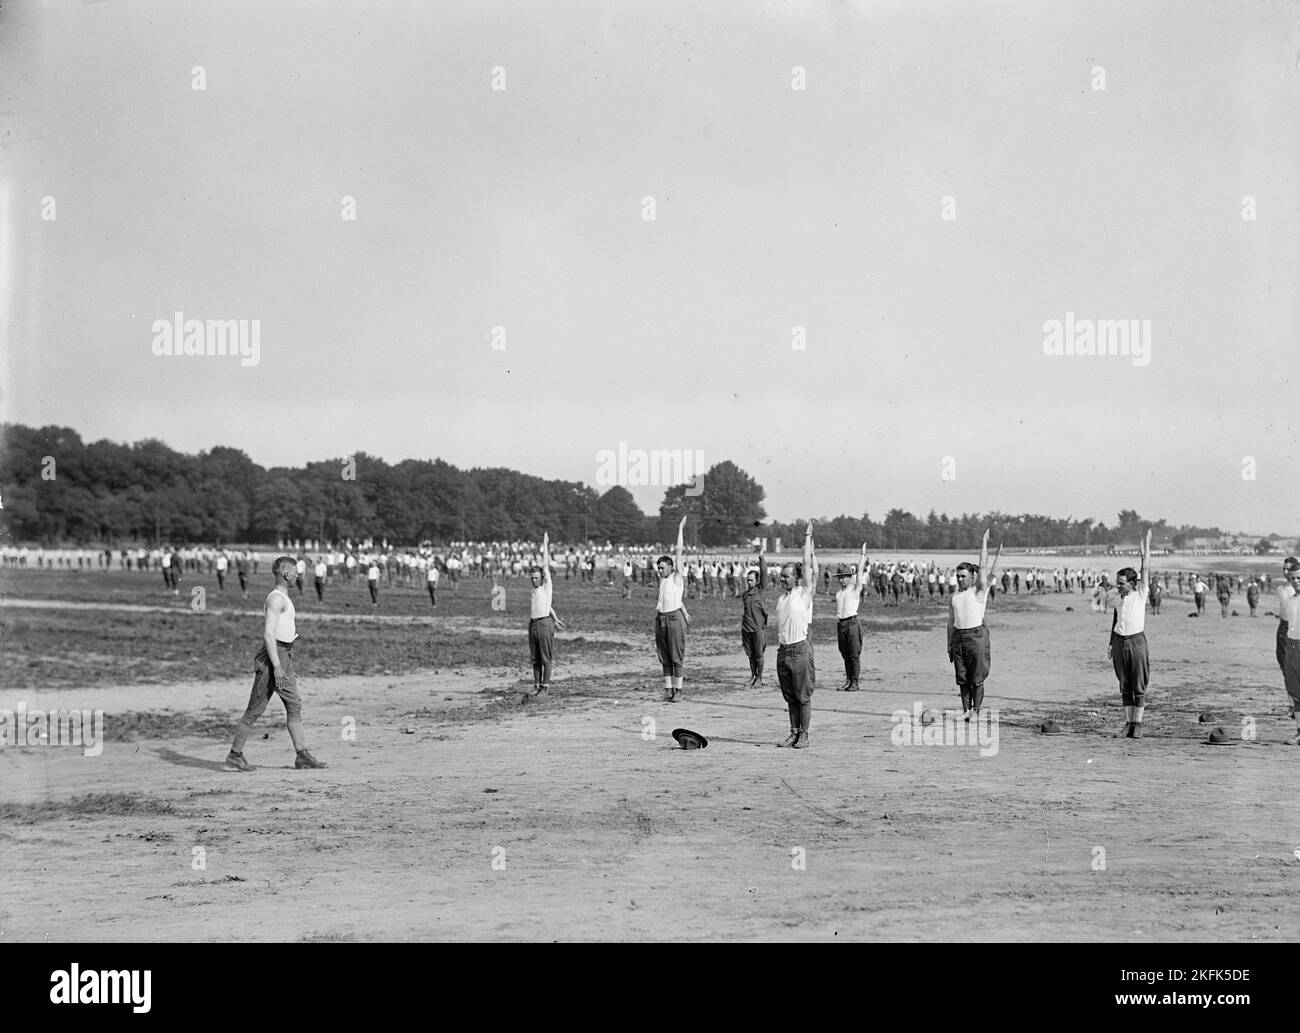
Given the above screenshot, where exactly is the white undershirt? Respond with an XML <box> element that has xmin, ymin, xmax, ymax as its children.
<box><xmin>776</xmin><ymin>586</ymin><xmax>813</xmax><ymax>645</ymax></box>
<box><xmin>530</xmin><ymin>581</ymin><xmax>553</xmax><ymax>619</ymax></box>
<box><xmin>657</xmin><ymin>573</ymin><xmax>684</xmax><ymax>613</ymax></box>
<box><xmin>835</xmin><ymin>585</ymin><xmax>860</xmax><ymax>619</ymax></box>
<box><xmin>1113</xmin><ymin>582</ymin><xmax>1149</xmax><ymax>636</ymax></box>
<box><xmin>950</xmin><ymin>586</ymin><xmax>989</xmax><ymax>629</ymax></box>
<box><xmin>270</xmin><ymin>587</ymin><xmax>296</xmax><ymax>642</ymax></box>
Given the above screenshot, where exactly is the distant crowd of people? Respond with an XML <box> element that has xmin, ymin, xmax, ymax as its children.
<box><xmin>2</xmin><ymin>542</ymin><xmax>1285</xmax><ymax>620</ymax></box>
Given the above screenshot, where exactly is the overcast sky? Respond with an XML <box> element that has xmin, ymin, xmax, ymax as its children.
<box><xmin>2</xmin><ymin>0</ymin><xmax>1297</xmax><ymax>533</ymax></box>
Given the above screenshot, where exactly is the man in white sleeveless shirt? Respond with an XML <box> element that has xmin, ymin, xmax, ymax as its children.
<box><xmin>947</xmin><ymin>529</ymin><xmax>1002</xmax><ymax>721</ymax></box>
<box><xmin>834</xmin><ymin>544</ymin><xmax>869</xmax><ymax>691</ymax></box>
<box><xmin>655</xmin><ymin>517</ymin><xmax>691</xmax><ymax>702</ymax></box>
<box><xmin>226</xmin><ymin>556</ymin><xmax>325</xmax><ymax>771</ymax></box>
<box><xmin>1277</xmin><ymin>562</ymin><xmax>1300</xmax><ymax>742</ymax></box>
<box><xmin>527</xmin><ymin>532</ymin><xmax>566</xmax><ymax>697</ymax></box>
<box><xmin>1109</xmin><ymin>528</ymin><xmax>1152</xmax><ymax>739</ymax></box>
<box><xmin>1275</xmin><ymin>557</ymin><xmax>1299</xmax><ymax>720</ymax></box>
<box><xmin>775</xmin><ymin>522</ymin><xmax>817</xmax><ymax>748</ymax></box>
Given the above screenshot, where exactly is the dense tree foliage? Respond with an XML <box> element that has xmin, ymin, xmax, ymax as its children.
<box><xmin>0</xmin><ymin>424</ymin><xmax>1245</xmax><ymax>549</ymax></box>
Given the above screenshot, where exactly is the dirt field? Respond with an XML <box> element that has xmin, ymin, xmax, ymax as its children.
<box><xmin>2</xmin><ymin>570</ymin><xmax>1297</xmax><ymax>942</ymax></box>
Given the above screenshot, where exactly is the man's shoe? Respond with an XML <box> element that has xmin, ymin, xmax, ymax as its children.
<box><xmin>224</xmin><ymin>750</ymin><xmax>252</xmax><ymax>772</ymax></box>
<box><xmin>295</xmin><ymin>750</ymin><xmax>327</xmax><ymax>769</ymax></box>
<box><xmin>791</xmin><ymin>731</ymin><xmax>810</xmax><ymax>749</ymax></box>
<box><xmin>845</xmin><ymin>681</ymin><xmax>861</xmax><ymax>692</ymax></box>
<box><xmin>778</xmin><ymin>730</ymin><xmax>798</xmax><ymax>748</ymax></box>
<box><xmin>661</xmin><ymin>689</ymin><xmax>674</xmax><ymax>702</ymax></box>
<box><xmin>1126</xmin><ymin>723</ymin><xmax>1142</xmax><ymax>740</ymax></box>
<box><xmin>1117</xmin><ymin>721</ymin><xmax>1132</xmax><ymax>738</ymax></box>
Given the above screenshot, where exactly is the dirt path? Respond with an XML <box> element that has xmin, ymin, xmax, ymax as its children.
<box><xmin>2</xmin><ymin>595</ymin><xmax>1298</xmax><ymax>941</ymax></box>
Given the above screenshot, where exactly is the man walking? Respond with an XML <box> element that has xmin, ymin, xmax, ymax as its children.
<box><xmin>225</xmin><ymin>555</ymin><xmax>326</xmax><ymax>771</ymax></box>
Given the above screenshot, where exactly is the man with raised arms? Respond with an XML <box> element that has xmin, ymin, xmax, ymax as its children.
<box><xmin>655</xmin><ymin>516</ymin><xmax>691</xmax><ymax>702</ymax></box>
<box><xmin>947</xmin><ymin>529</ymin><xmax>1002</xmax><ymax>722</ymax></box>
<box><xmin>775</xmin><ymin>521</ymin><xmax>817</xmax><ymax>749</ymax></box>
<box><xmin>526</xmin><ymin>532</ymin><xmax>565</xmax><ymax>697</ymax></box>
<box><xmin>1109</xmin><ymin>529</ymin><xmax>1152</xmax><ymax>740</ymax></box>
<box><xmin>834</xmin><ymin>544</ymin><xmax>869</xmax><ymax>692</ymax></box>
<box><xmin>740</xmin><ymin>540</ymin><xmax>769</xmax><ymax>688</ymax></box>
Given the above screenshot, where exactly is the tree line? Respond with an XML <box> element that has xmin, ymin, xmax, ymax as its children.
<box><xmin>1</xmin><ymin>423</ymin><xmax>1269</xmax><ymax>551</ymax></box>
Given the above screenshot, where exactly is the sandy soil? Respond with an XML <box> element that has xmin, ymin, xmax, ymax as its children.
<box><xmin>2</xmin><ymin>592</ymin><xmax>1298</xmax><ymax>942</ymax></box>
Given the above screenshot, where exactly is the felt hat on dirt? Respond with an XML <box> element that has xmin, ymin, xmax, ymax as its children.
<box><xmin>672</xmin><ymin>728</ymin><xmax>708</xmax><ymax>750</ymax></box>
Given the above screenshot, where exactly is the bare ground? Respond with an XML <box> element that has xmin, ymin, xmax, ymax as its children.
<box><xmin>1</xmin><ymin>594</ymin><xmax>1298</xmax><ymax>942</ymax></box>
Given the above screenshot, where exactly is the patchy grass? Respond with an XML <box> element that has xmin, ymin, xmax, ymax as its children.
<box><xmin>110</xmin><ymin>709</ymin><xmax>238</xmax><ymax>742</ymax></box>
<box><xmin>0</xmin><ymin>792</ymin><xmax>181</xmax><ymax>824</ymax></box>
<box><xmin>0</xmin><ymin>609</ymin><xmax>634</xmax><ymax>689</ymax></box>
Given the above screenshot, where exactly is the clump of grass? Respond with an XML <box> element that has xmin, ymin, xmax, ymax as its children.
<box><xmin>0</xmin><ymin>792</ymin><xmax>179</xmax><ymax>823</ymax></box>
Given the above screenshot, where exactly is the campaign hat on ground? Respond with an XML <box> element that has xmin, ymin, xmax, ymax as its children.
<box><xmin>672</xmin><ymin>728</ymin><xmax>708</xmax><ymax>750</ymax></box>
<box><xmin>1198</xmin><ymin>711</ymin><xmax>1218</xmax><ymax>723</ymax></box>
<box><xmin>1039</xmin><ymin>719</ymin><xmax>1064</xmax><ymax>734</ymax></box>
<box><xmin>1204</xmin><ymin>727</ymin><xmax>1233</xmax><ymax>745</ymax></box>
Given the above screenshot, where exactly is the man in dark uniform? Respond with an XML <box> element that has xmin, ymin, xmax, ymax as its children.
<box><xmin>740</xmin><ymin>542</ymin><xmax>768</xmax><ymax>688</ymax></box>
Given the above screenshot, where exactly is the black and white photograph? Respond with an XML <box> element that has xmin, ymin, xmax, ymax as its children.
<box><xmin>1</xmin><ymin>0</ymin><xmax>1297</xmax><ymax>975</ymax></box>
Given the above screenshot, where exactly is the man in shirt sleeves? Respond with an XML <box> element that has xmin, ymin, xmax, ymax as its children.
<box><xmin>834</xmin><ymin>544</ymin><xmax>869</xmax><ymax>691</ymax></box>
<box><xmin>947</xmin><ymin>529</ymin><xmax>1002</xmax><ymax>722</ymax></box>
<box><xmin>1109</xmin><ymin>528</ymin><xmax>1152</xmax><ymax>740</ymax></box>
<box><xmin>225</xmin><ymin>556</ymin><xmax>325</xmax><ymax>771</ymax></box>
<box><xmin>526</xmin><ymin>532</ymin><xmax>565</xmax><ymax>697</ymax></box>
<box><xmin>1275</xmin><ymin>558</ymin><xmax>1299</xmax><ymax>718</ymax></box>
<box><xmin>655</xmin><ymin>516</ymin><xmax>691</xmax><ymax>702</ymax></box>
<box><xmin>775</xmin><ymin>521</ymin><xmax>817</xmax><ymax>749</ymax></box>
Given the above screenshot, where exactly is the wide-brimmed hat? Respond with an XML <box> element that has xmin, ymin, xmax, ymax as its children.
<box><xmin>671</xmin><ymin>728</ymin><xmax>708</xmax><ymax>750</ymax></box>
